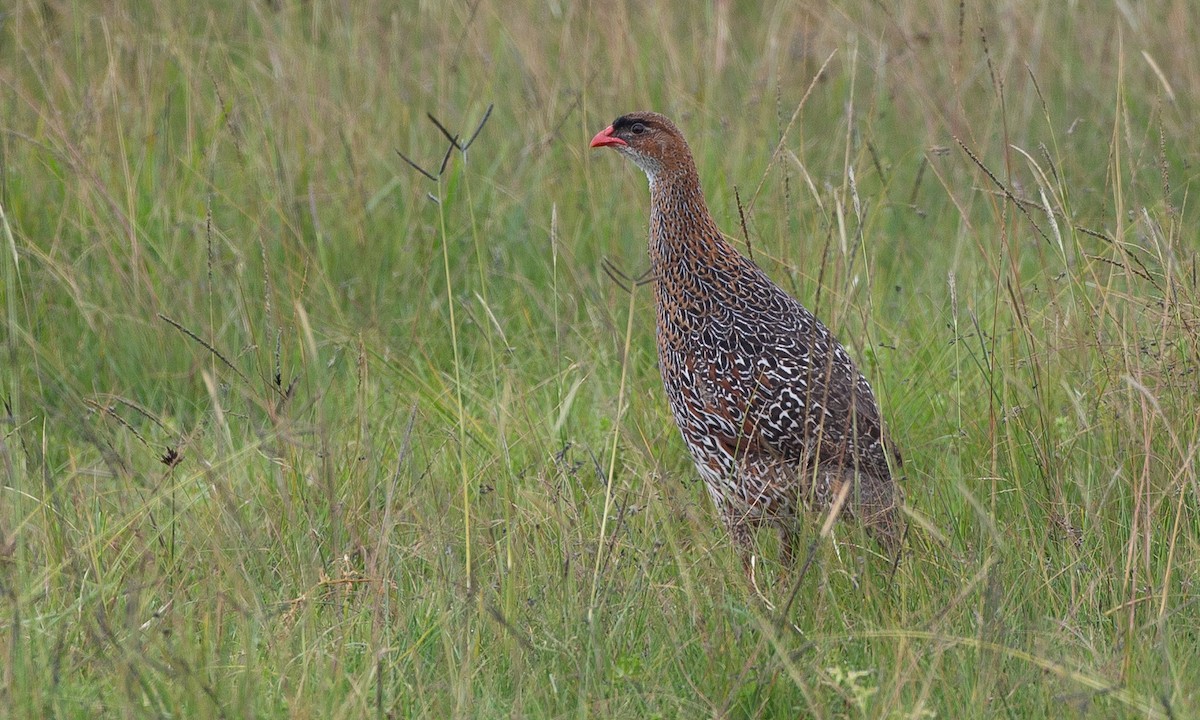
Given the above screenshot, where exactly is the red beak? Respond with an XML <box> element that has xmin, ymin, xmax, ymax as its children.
<box><xmin>590</xmin><ymin>125</ymin><xmax>627</xmax><ymax>148</ymax></box>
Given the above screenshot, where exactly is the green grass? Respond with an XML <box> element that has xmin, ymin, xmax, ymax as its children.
<box><xmin>2</xmin><ymin>1</ymin><xmax>1199</xmax><ymax>717</ymax></box>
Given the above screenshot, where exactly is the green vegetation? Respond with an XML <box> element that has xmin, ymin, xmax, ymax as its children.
<box><xmin>2</xmin><ymin>1</ymin><xmax>1197</xmax><ymax>717</ymax></box>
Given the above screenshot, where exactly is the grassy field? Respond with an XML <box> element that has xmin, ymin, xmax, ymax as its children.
<box><xmin>2</xmin><ymin>0</ymin><xmax>1199</xmax><ymax>717</ymax></box>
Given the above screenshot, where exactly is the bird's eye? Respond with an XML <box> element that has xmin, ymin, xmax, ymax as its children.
<box><xmin>631</xmin><ymin>122</ymin><xmax>647</xmax><ymax>134</ymax></box>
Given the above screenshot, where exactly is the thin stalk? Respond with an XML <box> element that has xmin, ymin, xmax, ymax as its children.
<box><xmin>0</xmin><ymin>201</ymin><xmax>19</xmax><ymax>425</ymax></box>
<box><xmin>581</xmin><ymin>280</ymin><xmax>639</xmax><ymax>716</ymax></box>
<box><xmin>437</xmin><ymin>175</ymin><xmax>472</xmax><ymax>591</ymax></box>
<box><xmin>589</xmin><ymin>282</ymin><xmax>637</xmax><ymax>622</ymax></box>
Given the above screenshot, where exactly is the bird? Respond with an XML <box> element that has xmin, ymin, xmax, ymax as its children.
<box><xmin>589</xmin><ymin>111</ymin><xmax>903</xmax><ymax>565</ymax></box>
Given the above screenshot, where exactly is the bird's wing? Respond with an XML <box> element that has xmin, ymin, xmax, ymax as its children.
<box><xmin>730</xmin><ymin>295</ymin><xmax>896</xmax><ymax>479</ymax></box>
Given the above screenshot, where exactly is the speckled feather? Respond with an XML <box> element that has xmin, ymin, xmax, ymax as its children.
<box><xmin>592</xmin><ymin>111</ymin><xmax>903</xmax><ymax>559</ymax></box>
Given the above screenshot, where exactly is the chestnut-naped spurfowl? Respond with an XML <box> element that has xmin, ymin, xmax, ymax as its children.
<box><xmin>590</xmin><ymin>111</ymin><xmax>903</xmax><ymax>564</ymax></box>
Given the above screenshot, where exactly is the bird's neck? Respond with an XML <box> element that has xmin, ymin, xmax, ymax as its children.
<box><xmin>646</xmin><ymin>169</ymin><xmax>728</xmax><ymax>272</ymax></box>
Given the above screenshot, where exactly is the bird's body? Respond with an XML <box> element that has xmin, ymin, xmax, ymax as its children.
<box><xmin>591</xmin><ymin>112</ymin><xmax>902</xmax><ymax>560</ymax></box>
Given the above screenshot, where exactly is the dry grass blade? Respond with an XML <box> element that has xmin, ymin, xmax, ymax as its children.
<box><xmin>956</xmin><ymin>136</ymin><xmax>1051</xmax><ymax>245</ymax></box>
<box><xmin>157</xmin><ymin>313</ymin><xmax>250</xmax><ymax>385</ymax></box>
<box><xmin>746</xmin><ymin>49</ymin><xmax>837</xmax><ymax>214</ymax></box>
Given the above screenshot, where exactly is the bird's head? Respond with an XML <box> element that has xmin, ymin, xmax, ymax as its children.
<box><xmin>589</xmin><ymin>111</ymin><xmax>693</xmax><ymax>183</ymax></box>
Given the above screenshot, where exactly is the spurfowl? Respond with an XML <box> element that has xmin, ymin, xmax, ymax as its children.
<box><xmin>590</xmin><ymin>111</ymin><xmax>903</xmax><ymax>563</ymax></box>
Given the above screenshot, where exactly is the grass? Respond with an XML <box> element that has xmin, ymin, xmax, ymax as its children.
<box><xmin>2</xmin><ymin>0</ymin><xmax>1198</xmax><ymax>717</ymax></box>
